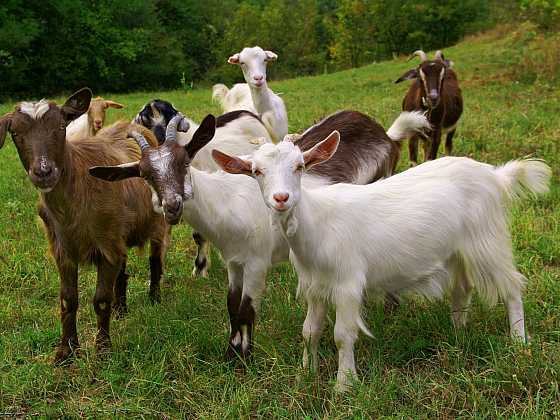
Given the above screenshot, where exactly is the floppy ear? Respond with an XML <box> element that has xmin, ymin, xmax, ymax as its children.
<box><xmin>185</xmin><ymin>114</ymin><xmax>216</xmax><ymax>159</ymax></box>
<box><xmin>212</xmin><ymin>149</ymin><xmax>252</xmax><ymax>175</ymax></box>
<box><xmin>0</xmin><ymin>113</ymin><xmax>12</xmax><ymax>149</ymax></box>
<box><xmin>104</xmin><ymin>100</ymin><xmax>125</xmax><ymax>109</ymax></box>
<box><xmin>395</xmin><ymin>69</ymin><xmax>418</xmax><ymax>84</ymax></box>
<box><xmin>228</xmin><ymin>53</ymin><xmax>240</xmax><ymax>64</ymax></box>
<box><xmin>264</xmin><ymin>50</ymin><xmax>278</xmax><ymax>62</ymax></box>
<box><xmin>61</xmin><ymin>87</ymin><xmax>92</xmax><ymax>124</ymax></box>
<box><xmin>89</xmin><ymin>161</ymin><xmax>140</xmax><ymax>181</ymax></box>
<box><xmin>302</xmin><ymin>130</ymin><xmax>340</xmax><ymax>169</ymax></box>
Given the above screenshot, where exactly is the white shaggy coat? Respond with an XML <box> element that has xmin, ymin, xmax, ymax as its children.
<box><xmin>244</xmin><ymin>138</ymin><xmax>550</xmax><ymax>391</ymax></box>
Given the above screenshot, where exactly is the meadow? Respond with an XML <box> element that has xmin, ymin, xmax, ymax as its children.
<box><xmin>0</xmin><ymin>28</ymin><xmax>559</xmax><ymax>417</ymax></box>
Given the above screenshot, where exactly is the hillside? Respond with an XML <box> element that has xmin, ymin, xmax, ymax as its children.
<box><xmin>0</xmin><ymin>27</ymin><xmax>558</xmax><ymax>417</ymax></box>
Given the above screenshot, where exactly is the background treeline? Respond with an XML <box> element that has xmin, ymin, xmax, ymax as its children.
<box><xmin>1</xmin><ymin>0</ymin><xmax>558</xmax><ymax>100</ymax></box>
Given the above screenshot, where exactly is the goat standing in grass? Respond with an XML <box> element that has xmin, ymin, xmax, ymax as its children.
<box><xmin>214</xmin><ymin>132</ymin><xmax>550</xmax><ymax>391</ymax></box>
<box><xmin>0</xmin><ymin>88</ymin><xmax>168</xmax><ymax>363</ymax></box>
<box><xmin>213</xmin><ymin>46</ymin><xmax>288</xmax><ymax>143</ymax></box>
<box><xmin>396</xmin><ymin>50</ymin><xmax>463</xmax><ymax>165</ymax></box>
<box><xmin>90</xmin><ymin>110</ymin><xmax>428</xmax><ymax>359</ymax></box>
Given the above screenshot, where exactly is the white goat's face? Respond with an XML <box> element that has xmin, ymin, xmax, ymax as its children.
<box><xmin>228</xmin><ymin>46</ymin><xmax>278</xmax><ymax>89</ymax></box>
<box><xmin>212</xmin><ymin>131</ymin><xmax>341</xmax><ymax>216</ymax></box>
<box><xmin>251</xmin><ymin>142</ymin><xmax>304</xmax><ymax>213</ymax></box>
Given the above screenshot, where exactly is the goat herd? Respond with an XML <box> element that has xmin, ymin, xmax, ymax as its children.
<box><xmin>0</xmin><ymin>46</ymin><xmax>552</xmax><ymax>391</ymax></box>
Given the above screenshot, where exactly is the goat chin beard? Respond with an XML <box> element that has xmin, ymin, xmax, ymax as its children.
<box><xmin>270</xmin><ymin>210</ymin><xmax>298</xmax><ymax>237</ymax></box>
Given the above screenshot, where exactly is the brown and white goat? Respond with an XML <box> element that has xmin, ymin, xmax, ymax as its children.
<box><xmin>66</xmin><ymin>96</ymin><xmax>125</xmax><ymax>141</ymax></box>
<box><xmin>0</xmin><ymin>88</ymin><xmax>167</xmax><ymax>363</ymax></box>
<box><xmin>89</xmin><ymin>110</ymin><xmax>428</xmax><ymax>359</ymax></box>
<box><xmin>395</xmin><ymin>50</ymin><xmax>463</xmax><ymax>165</ymax></box>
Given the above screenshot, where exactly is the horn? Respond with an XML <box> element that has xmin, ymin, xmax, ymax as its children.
<box><xmin>409</xmin><ymin>50</ymin><xmax>428</xmax><ymax>63</ymax></box>
<box><xmin>165</xmin><ymin>113</ymin><xmax>189</xmax><ymax>144</ymax></box>
<box><xmin>434</xmin><ymin>50</ymin><xmax>444</xmax><ymax>61</ymax></box>
<box><xmin>128</xmin><ymin>131</ymin><xmax>151</xmax><ymax>151</ymax></box>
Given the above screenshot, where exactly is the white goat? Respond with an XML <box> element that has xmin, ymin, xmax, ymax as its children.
<box><xmin>91</xmin><ymin>111</ymin><xmax>427</xmax><ymax>359</ymax></box>
<box><xmin>215</xmin><ymin>132</ymin><xmax>551</xmax><ymax>391</ymax></box>
<box><xmin>213</xmin><ymin>46</ymin><xmax>288</xmax><ymax>143</ymax></box>
<box><xmin>66</xmin><ymin>96</ymin><xmax>124</xmax><ymax>141</ymax></box>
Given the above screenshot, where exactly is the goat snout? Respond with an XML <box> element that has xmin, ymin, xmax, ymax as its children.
<box><xmin>428</xmin><ymin>90</ymin><xmax>439</xmax><ymax>105</ymax></box>
<box><xmin>253</xmin><ymin>75</ymin><xmax>265</xmax><ymax>86</ymax></box>
<box><xmin>94</xmin><ymin>119</ymin><xmax>103</xmax><ymax>130</ymax></box>
<box><xmin>33</xmin><ymin>163</ymin><xmax>53</xmax><ymax>178</ymax></box>
<box><xmin>164</xmin><ymin>196</ymin><xmax>183</xmax><ymax>224</ymax></box>
<box><xmin>272</xmin><ymin>192</ymin><xmax>290</xmax><ymax>210</ymax></box>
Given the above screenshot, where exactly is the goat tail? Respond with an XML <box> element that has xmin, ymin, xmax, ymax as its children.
<box><xmin>386</xmin><ymin>111</ymin><xmax>430</xmax><ymax>141</ymax></box>
<box><xmin>494</xmin><ymin>158</ymin><xmax>551</xmax><ymax>200</ymax></box>
<box><xmin>212</xmin><ymin>83</ymin><xmax>230</xmax><ymax>106</ymax></box>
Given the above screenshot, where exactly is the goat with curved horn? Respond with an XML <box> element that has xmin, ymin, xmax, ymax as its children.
<box><xmin>129</xmin><ymin>131</ymin><xmax>151</xmax><ymax>151</ymax></box>
<box><xmin>410</xmin><ymin>50</ymin><xmax>428</xmax><ymax>62</ymax></box>
<box><xmin>165</xmin><ymin>113</ymin><xmax>190</xmax><ymax>144</ymax></box>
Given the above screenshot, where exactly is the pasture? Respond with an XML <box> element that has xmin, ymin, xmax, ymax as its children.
<box><xmin>1</xmin><ymin>29</ymin><xmax>559</xmax><ymax>417</ymax></box>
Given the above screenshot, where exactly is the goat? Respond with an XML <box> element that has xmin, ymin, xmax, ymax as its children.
<box><xmin>90</xmin><ymin>111</ymin><xmax>428</xmax><ymax>359</ymax></box>
<box><xmin>66</xmin><ymin>96</ymin><xmax>124</xmax><ymax>141</ymax></box>
<box><xmin>395</xmin><ymin>50</ymin><xmax>463</xmax><ymax>165</ymax></box>
<box><xmin>133</xmin><ymin>99</ymin><xmax>273</xmax><ymax>277</ymax></box>
<box><xmin>214</xmin><ymin>133</ymin><xmax>551</xmax><ymax>391</ymax></box>
<box><xmin>0</xmin><ymin>88</ymin><xmax>168</xmax><ymax>363</ymax></box>
<box><xmin>213</xmin><ymin>46</ymin><xmax>288</xmax><ymax>143</ymax></box>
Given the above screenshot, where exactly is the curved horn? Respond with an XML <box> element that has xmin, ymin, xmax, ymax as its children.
<box><xmin>128</xmin><ymin>131</ymin><xmax>151</xmax><ymax>151</ymax></box>
<box><xmin>165</xmin><ymin>113</ymin><xmax>189</xmax><ymax>144</ymax></box>
<box><xmin>434</xmin><ymin>50</ymin><xmax>444</xmax><ymax>61</ymax></box>
<box><xmin>409</xmin><ymin>50</ymin><xmax>428</xmax><ymax>63</ymax></box>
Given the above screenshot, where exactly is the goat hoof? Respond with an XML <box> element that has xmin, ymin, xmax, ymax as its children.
<box><xmin>192</xmin><ymin>259</ymin><xmax>209</xmax><ymax>278</ymax></box>
<box><xmin>149</xmin><ymin>291</ymin><xmax>161</xmax><ymax>304</ymax></box>
<box><xmin>54</xmin><ymin>344</ymin><xmax>78</xmax><ymax>365</ymax></box>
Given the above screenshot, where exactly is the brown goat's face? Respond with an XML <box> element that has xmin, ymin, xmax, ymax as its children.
<box><xmin>139</xmin><ymin>143</ymin><xmax>190</xmax><ymax>225</ymax></box>
<box><xmin>0</xmin><ymin>89</ymin><xmax>91</xmax><ymax>192</ymax></box>
<box><xmin>89</xmin><ymin>114</ymin><xmax>217</xmax><ymax>225</ymax></box>
<box><xmin>418</xmin><ymin>61</ymin><xmax>446</xmax><ymax>108</ymax></box>
<box><xmin>88</xmin><ymin>97</ymin><xmax>124</xmax><ymax>133</ymax></box>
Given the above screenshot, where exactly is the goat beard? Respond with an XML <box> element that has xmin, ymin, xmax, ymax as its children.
<box><xmin>270</xmin><ymin>211</ymin><xmax>298</xmax><ymax>237</ymax></box>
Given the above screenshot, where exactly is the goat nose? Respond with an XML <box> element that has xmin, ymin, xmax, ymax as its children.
<box><xmin>273</xmin><ymin>192</ymin><xmax>289</xmax><ymax>203</ymax></box>
<box><xmin>33</xmin><ymin>164</ymin><xmax>52</xmax><ymax>178</ymax></box>
<box><xmin>167</xmin><ymin>200</ymin><xmax>182</xmax><ymax>214</ymax></box>
<box><xmin>254</xmin><ymin>75</ymin><xmax>264</xmax><ymax>81</ymax></box>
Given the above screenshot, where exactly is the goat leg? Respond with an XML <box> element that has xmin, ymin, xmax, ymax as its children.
<box><xmin>113</xmin><ymin>258</ymin><xmax>128</xmax><ymax>318</ymax></box>
<box><xmin>192</xmin><ymin>232</ymin><xmax>210</xmax><ymax>278</ymax></box>
<box><xmin>428</xmin><ymin>129</ymin><xmax>442</xmax><ymax>160</ymax></box>
<box><xmin>445</xmin><ymin>129</ymin><xmax>456</xmax><ymax>156</ymax></box>
<box><xmin>94</xmin><ymin>257</ymin><xmax>120</xmax><ymax>354</ymax></box>
<box><xmin>149</xmin><ymin>239</ymin><xmax>165</xmax><ymax>303</ymax></box>
<box><xmin>408</xmin><ymin>136</ymin><xmax>419</xmax><ymax>167</ymax></box>
<box><xmin>54</xmin><ymin>257</ymin><xmax>79</xmax><ymax>364</ymax></box>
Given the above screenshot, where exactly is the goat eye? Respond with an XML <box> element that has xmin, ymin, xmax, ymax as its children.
<box><xmin>295</xmin><ymin>164</ymin><xmax>304</xmax><ymax>172</ymax></box>
<box><xmin>254</xmin><ymin>169</ymin><xmax>262</xmax><ymax>176</ymax></box>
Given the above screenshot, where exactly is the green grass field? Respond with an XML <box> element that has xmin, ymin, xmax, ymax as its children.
<box><xmin>1</xmin><ymin>28</ymin><xmax>559</xmax><ymax>417</ymax></box>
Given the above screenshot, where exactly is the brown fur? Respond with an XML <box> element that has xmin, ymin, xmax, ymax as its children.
<box><xmin>296</xmin><ymin>110</ymin><xmax>399</xmax><ymax>181</ymax></box>
<box><xmin>0</xmin><ymin>89</ymin><xmax>167</xmax><ymax>363</ymax></box>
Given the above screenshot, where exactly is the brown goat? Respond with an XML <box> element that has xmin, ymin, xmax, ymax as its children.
<box><xmin>0</xmin><ymin>88</ymin><xmax>167</xmax><ymax>363</ymax></box>
<box><xmin>395</xmin><ymin>50</ymin><xmax>463</xmax><ymax>165</ymax></box>
<box><xmin>66</xmin><ymin>96</ymin><xmax>125</xmax><ymax>141</ymax></box>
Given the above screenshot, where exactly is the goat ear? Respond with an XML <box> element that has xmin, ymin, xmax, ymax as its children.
<box><xmin>89</xmin><ymin>161</ymin><xmax>140</xmax><ymax>181</ymax></box>
<box><xmin>61</xmin><ymin>87</ymin><xmax>92</xmax><ymax>123</ymax></box>
<box><xmin>303</xmin><ymin>130</ymin><xmax>340</xmax><ymax>169</ymax></box>
<box><xmin>0</xmin><ymin>113</ymin><xmax>12</xmax><ymax>149</ymax></box>
<box><xmin>104</xmin><ymin>100</ymin><xmax>125</xmax><ymax>109</ymax></box>
<box><xmin>228</xmin><ymin>53</ymin><xmax>240</xmax><ymax>65</ymax></box>
<box><xmin>212</xmin><ymin>149</ymin><xmax>252</xmax><ymax>175</ymax></box>
<box><xmin>395</xmin><ymin>69</ymin><xmax>418</xmax><ymax>84</ymax></box>
<box><xmin>186</xmin><ymin>114</ymin><xmax>216</xmax><ymax>159</ymax></box>
<box><xmin>264</xmin><ymin>50</ymin><xmax>278</xmax><ymax>62</ymax></box>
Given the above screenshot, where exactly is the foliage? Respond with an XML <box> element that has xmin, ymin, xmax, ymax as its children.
<box><xmin>0</xmin><ymin>0</ymin><xmax>553</xmax><ymax>100</ymax></box>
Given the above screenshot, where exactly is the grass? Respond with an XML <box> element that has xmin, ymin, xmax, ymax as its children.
<box><xmin>1</xmin><ymin>27</ymin><xmax>559</xmax><ymax>417</ymax></box>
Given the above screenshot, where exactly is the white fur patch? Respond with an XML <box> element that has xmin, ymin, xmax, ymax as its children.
<box><xmin>20</xmin><ymin>99</ymin><xmax>50</xmax><ymax>120</ymax></box>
